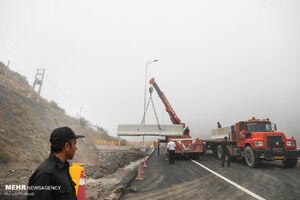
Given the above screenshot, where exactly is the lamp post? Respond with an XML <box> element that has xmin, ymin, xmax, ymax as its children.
<box><xmin>142</xmin><ymin>59</ymin><xmax>158</xmax><ymax>146</ymax></box>
<box><xmin>143</xmin><ymin>59</ymin><xmax>158</xmax><ymax>125</ymax></box>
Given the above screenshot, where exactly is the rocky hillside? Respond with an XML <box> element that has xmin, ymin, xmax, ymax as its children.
<box><xmin>0</xmin><ymin>61</ymin><xmax>114</xmax><ymax>170</ymax></box>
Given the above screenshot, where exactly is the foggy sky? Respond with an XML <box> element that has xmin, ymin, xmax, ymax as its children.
<box><xmin>1</xmin><ymin>0</ymin><xmax>300</xmax><ymax>142</ymax></box>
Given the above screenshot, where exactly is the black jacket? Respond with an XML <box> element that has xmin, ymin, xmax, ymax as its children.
<box><xmin>221</xmin><ymin>141</ymin><xmax>230</xmax><ymax>156</ymax></box>
<box><xmin>27</xmin><ymin>153</ymin><xmax>77</xmax><ymax>200</ymax></box>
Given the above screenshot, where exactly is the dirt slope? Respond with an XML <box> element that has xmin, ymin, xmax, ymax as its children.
<box><xmin>0</xmin><ymin>62</ymin><xmax>148</xmax><ymax>200</ymax></box>
<box><xmin>0</xmin><ymin>61</ymin><xmax>114</xmax><ymax>182</ymax></box>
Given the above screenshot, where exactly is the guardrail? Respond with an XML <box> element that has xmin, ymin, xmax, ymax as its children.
<box><xmin>94</xmin><ymin>140</ymin><xmax>158</xmax><ymax>147</ymax></box>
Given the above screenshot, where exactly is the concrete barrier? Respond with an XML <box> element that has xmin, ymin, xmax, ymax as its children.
<box><xmin>96</xmin><ymin>145</ymin><xmax>135</xmax><ymax>151</ymax></box>
<box><xmin>117</xmin><ymin>124</ymin><xmax>184</xmax><ymax>136</ymax></box>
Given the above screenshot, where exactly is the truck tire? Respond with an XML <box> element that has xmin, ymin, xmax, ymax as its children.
<box><xmin>217</xmin><ymin>145</ymin><xmax>222</xmax><ymax>160</ymax></box>
<box><xmin>245</xmin><ymin>146</ymin><xmax>259</xmax><ymax>168</ymax></box>
<box><xmin>282</xmin><ymin>159</ymin><xmax>297</xmax><ymax>168</ymax></box>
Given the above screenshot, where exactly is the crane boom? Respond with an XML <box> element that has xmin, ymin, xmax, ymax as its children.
<box><xmin>149</xmin><ymin>78</ymin><xmax>185</xmax><ymax>128</ymax></box>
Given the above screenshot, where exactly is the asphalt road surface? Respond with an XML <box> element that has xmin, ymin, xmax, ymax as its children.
<box><xmin>122</xmin><ymin>148</ymin><xmax>300</xmax><ymax>200</ymax></box>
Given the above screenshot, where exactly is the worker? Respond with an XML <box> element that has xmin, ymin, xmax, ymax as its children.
<box><xmin>167</xmin><ymin>139</ymin><xmax>176</xmax><ymax>164</ymax></box>
<box><xmin>217</xmin><ymin>122</ymin><xmax>222</xmax><ymax>128</ymax></box>
<box><xmin>27</xmin><ymin>127</ymin><xmax>85</xmax><ymax>200</ymax></box>
<box><xmin>221</xmin><ymin>136</ymin><xmax>231</xmax><ymax>167</ymax></box>
<box><xmin>184</xmin><ymin>126</ymin><xmax>190</xmax><ymax>135</ymax></box>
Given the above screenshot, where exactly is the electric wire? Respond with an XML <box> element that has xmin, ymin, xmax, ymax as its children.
<box><xmin>0</xmin><ymin>41</ymin><xmax>102</xmax><ymax>126</ymax></box>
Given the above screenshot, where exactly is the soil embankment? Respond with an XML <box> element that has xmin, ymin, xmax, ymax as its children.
<box><xmin>0</xmin><ymin>62</ymin><xmax>146</xmax><ymax>199</ymax></box>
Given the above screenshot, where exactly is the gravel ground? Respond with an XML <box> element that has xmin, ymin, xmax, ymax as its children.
<box><xmin>0</xmin><ymin>147</ymin><xmax>148</xmax><ymax>200</ymax></box>
<box><xmin>85</xmin><ymin>147</ymin><xmax>147</xmax><ymax>200</ymax></box>
<box><xmin>86</xmin><ymin>158</ymin><xmax>145</xmax><ymax>200</ymax></box>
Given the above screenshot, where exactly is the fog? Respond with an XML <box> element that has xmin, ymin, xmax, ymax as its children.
<box><xmin>1</xmin><ymin>0</ymin><xmax>299</xmax><ymax>142</ymax></box>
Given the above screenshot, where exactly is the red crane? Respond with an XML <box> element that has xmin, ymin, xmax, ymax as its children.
<box><xmin>149</xmin><ymin>78</ymin><xmax>189</xmax><ymax>135</ymax></box>
<box><xmin>150</xmin><ymin>77</ymin><xmax>203</xmax><ymax>158</ymax></box>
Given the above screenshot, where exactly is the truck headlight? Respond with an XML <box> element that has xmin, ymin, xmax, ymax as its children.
<box><xmin>287</xmin><ymin>141</ymin><xmax>294</xmax><ymax>146</ymax></box>
<box><xmin>255</xmin><ymin>141</ymin><xmax>264</xmax><ymax>146</ymax></box>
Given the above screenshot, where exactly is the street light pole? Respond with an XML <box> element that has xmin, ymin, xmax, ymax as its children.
<box><xmin>143</xmin><ymin>59</ymin><xmax>158</xmax><ymax>125</ymax></box>
<box><xmin>142</xmin><ymin>59</ymin><xmax>158</xmax><ymax>146</ymax></box>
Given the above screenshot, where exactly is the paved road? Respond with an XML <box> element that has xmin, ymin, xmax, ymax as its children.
<box><xmin>122</xmin><ymin>148</ymin><xmax>300</xmax><ymax>200</ymax></box>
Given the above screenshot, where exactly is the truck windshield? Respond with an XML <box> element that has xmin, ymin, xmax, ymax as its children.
<box><xmin>246</xmin><ymin>122</ymin><xmax>272</xmax><ymax>132</ymax></box>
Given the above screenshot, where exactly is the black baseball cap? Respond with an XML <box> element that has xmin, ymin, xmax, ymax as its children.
<box><xmin>50</xmin><ymin>127</ymin><xmax>84</xmax><ymax>145</ymax></box>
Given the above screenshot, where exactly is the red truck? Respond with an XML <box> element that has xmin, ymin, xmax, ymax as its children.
<box><xmin>150</xmin><ymin>78</ymin><xmax>203</xmax><ymax>159</ymax></box>
<box><xmin>204</xmin><ymin>117</ymin><xmax>300</xmax><ymax>168</ymax></box>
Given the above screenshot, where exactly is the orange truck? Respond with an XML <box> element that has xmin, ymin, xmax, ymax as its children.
<box><xmin>204</xmin><ymin>117</ymin><xmax>300</xmax><ymax>168</ymax></box>
<box><xmin>150</xmin><ymin>78</ymin><xmax>204</xmax><ymax>159</ymax></box>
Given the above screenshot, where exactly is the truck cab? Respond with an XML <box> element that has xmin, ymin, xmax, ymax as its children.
<box><xmin>234</xmin><ymin>117</ymin><xmax>299</xmax><ymax>168</ymax></box>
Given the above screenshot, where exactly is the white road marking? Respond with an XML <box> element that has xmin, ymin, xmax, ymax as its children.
<box><xmin>191</xmin><ymin>160</ymin><xmax>266</xmax><ymax>200</ymax></box>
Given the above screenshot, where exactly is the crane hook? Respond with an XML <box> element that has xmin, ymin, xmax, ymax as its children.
<box><xmin>149</xmin><ymin>86</ymin><xmax>153</xmax><ymax>94</ymax></box>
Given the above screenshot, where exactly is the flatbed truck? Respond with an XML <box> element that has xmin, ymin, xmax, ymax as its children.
<box><xmin>204</xmin><ymin>117</ymin><xmax>300</xmax><ymax>168</ymax></box>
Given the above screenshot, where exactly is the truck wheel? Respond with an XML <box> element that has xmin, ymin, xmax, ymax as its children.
<box><xmin>217</xmin><ymin>145</ymin><xmax>222</xmax><ymax>160</ymax></box>
<box><xmin>245</xmin><ymin>146</ymin><xmax>259</xmax><ymax>168</ymax></box>
<box><xmin>282</xmin><ymin>159</ymin><xmax>297</xmax><ymax>168</ymax></box>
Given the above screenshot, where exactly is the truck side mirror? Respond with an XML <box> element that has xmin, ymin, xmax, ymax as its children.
<box><xmin>231</xmin><ymin>125</ymin><xmax>235</xmax><ymax>133</ymax></box>
<box><xmin>239</xmin><ymin>122</ymin><xmax>245</xmax><ymax>131</ymax></box>
<box><xmin>272</xmin><ymin>123</ymin><xmax>277</xmax><ymax>131</ymax></box>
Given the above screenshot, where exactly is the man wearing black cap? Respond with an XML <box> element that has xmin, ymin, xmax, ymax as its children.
<box><xmin>27</xmin><ymin>127</ymin><xmax>84</xmax><ymax>200</ymax></box>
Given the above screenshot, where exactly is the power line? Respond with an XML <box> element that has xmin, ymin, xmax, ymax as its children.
<box><xmin>0</xmin><ymin>40</ymin><xmax>103</xmax><ymax>126</ymax></box>
<box><xmin>43</xmin><ymin>76</ymin><xmax>81</xmax><ymax>107</ymax></box>
<box><xmin>43</xmin><ymin>76</ymin><xmax>101</xmax><ymax>124</ymax></box>
<box><xmin>1</xmin><ymin>60</ymin><xmax>102</xmax><ymax>127</ymax></box>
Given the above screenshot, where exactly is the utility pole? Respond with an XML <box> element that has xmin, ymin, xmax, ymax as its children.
<box><xmin>3</xmin><ymin>61</ymin><xmax>10</xmax><ymax>84</ymax></box>
<box><xmin>36</xmin><ymin>69</ymin><xmax>45</xmax><ymax>101</ymax></box>
<box><xmin>30</xmin><ymin>68</ymin><xmax>45</xmax><ymax>101</ymax></box>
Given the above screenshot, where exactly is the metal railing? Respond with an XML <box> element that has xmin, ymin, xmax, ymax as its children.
<box><xmin>94</xmin><ymin>140</ymin><xmax>158</xmax><ymax>147</ymax></box>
